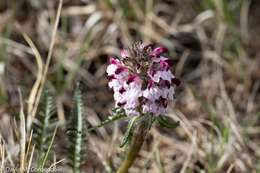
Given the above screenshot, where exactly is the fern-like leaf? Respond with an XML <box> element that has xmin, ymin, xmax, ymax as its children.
<box><xmin>32</xmin><ymin>89</ymin><xmax>56</xmax><ymax>167</ymax></box>
<box><xmin>67</xmin><ymin>85</ymin><xmax>87</xmax><ymax>173</ymax></box>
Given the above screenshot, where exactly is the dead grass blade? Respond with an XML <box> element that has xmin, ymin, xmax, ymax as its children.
<box><xmin>25</xmin><ymin>130</ymin><xmax>34</xmax><ymax>164</ymax></box>
<box><xmin>18</xmin><ymin>88</ymin><xmax>26</xmax><ymax>172</ymax></box>
<box><xmin>26</xmin><ymin>145</ymin><xmax>35</xmax><ymax>173</ymax></box>
<box><xmin>22</xmin><ymin>33</ymin><xmax>44</xmax><ymax>131</ymax></box>
<box><xmin>27</xmin><ymin>0</ymin><xmax>63</xmax><ymax>130</ymax></box>
<box><xmin>0</xmin><ymin>138</ymin><xmax>5</xmax><ymax>173</ymax></box>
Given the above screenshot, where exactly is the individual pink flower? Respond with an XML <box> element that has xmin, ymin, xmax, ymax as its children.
<box><xmin>107</xmin><ymin>41</ymin><xmax>180</xmax><ymax>116</ymax></box>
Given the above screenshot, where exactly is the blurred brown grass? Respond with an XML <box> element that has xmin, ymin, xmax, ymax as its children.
<box><xmin>0</xmin><ymin>0</ymin><xmax>260</xmax><ymax>172</ymax></box>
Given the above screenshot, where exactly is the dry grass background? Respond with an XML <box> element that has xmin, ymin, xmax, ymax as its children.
<box><xmin>0</xmin><ymin>0</ymin><xmax>260</xmax><ymax>172</ymax></box>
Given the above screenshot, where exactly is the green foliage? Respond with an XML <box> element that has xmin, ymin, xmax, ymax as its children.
<box><xmin>120</xmin><ymin>116</ymin><xmax>139</xmax><ymax>148</ymax></box>
<box><xmin>32</xmin><ymin>89</ymin><xmax>56</xmax><ymax>167</ymax></box>
<box><xmin>156</xmin><ymin>116</ymin><xmax>179</xmax><ymax>129</ymax></box>
<box><xmin>120</xmin><ymin>114</ymin><xmax>156</xmax><ymax>148</ymax></box>
<box><xmin>67</xmin><ymin>85</ymin><xmax>88</xmax><ymax>173</ymax></box>
<box><xmin>119</xmin><ymin>113</ymin><xmax>179</xmax><ymax>148</ymax></box>
<box><xmin>89</xmin><ymin>108</ymin><xmax>126</xmax><ymax>131</ymax></box>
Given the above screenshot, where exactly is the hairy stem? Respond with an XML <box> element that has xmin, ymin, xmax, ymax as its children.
<box><xmin>116</xmin><ymin>122</ymin><xmax>147</xmax><ymax>173</ymax></box>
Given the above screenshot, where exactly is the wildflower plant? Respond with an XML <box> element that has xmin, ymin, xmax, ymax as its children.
<box><xmin>105</xmin><ymin>41</ymin><xmax>180</xmax><ymax>173</ymax></box>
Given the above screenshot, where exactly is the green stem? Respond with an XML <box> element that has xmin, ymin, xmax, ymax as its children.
<box><xmin>116</xmin><ymin>122</ymin><xmax>147</xmax><ymax>173</ymax></box>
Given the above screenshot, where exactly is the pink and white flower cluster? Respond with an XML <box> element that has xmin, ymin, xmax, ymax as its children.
<box><xmin>107</xmin><ymin>42</ymin><xmax>180</xmax><ymax>116</ymax></box>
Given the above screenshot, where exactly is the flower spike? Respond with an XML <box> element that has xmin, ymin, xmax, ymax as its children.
<box><xmin>107</xmin><ymin>41</ymin><xmax>180</xmax><ymax>116</ymax></box>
